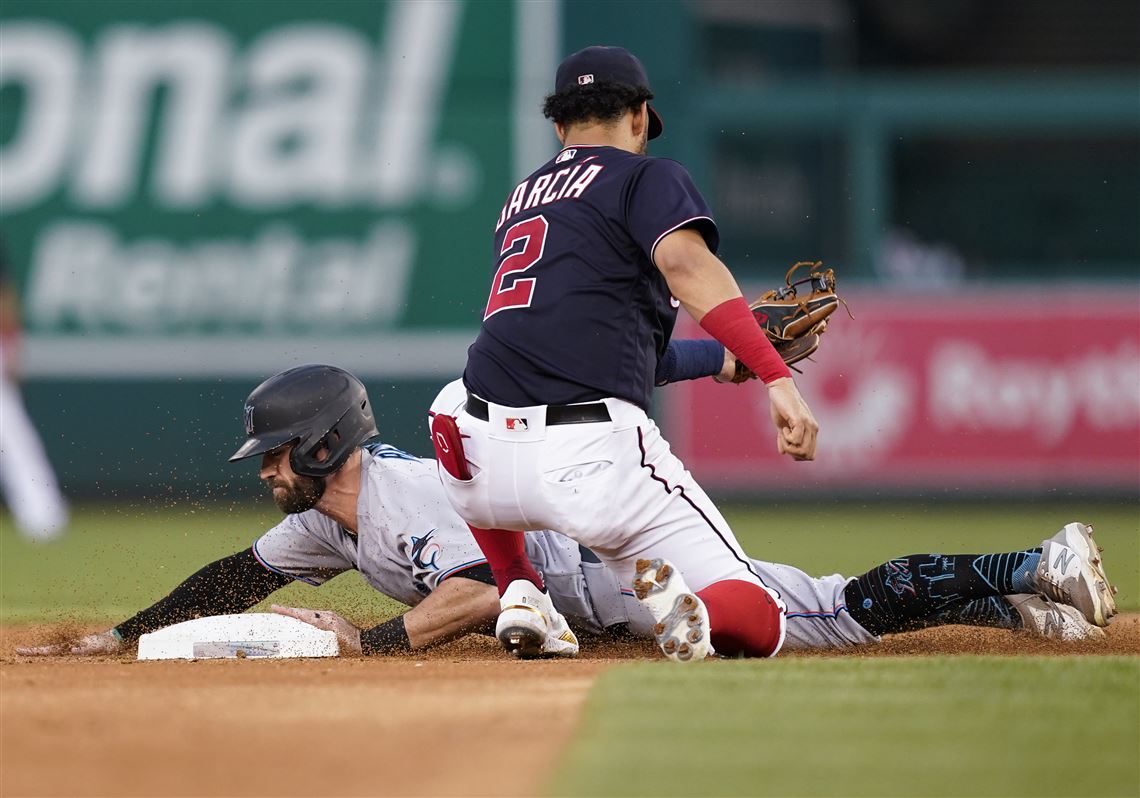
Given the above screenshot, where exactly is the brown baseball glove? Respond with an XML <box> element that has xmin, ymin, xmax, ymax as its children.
<box><xmin>728</xmin><ymin>261</ymin><xmax>850</xmax><ymax>382</ymax></box>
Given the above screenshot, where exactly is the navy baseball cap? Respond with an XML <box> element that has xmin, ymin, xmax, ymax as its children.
<box><xmin>554</xmin><ymin>45</ymin><xmax>663</xmax><ymax>139</ymax></box>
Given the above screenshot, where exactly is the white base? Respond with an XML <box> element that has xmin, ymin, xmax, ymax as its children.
<box><xmin>137</xmin><ymin>613</ymin><xmax>339</xmax><ymax>660</ymax></box>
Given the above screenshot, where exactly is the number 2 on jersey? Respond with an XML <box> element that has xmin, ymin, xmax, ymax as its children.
<box><xmin>484</xmin><ymin>215</ymin><xmax>548</xmax><ymax>319</ymax></box>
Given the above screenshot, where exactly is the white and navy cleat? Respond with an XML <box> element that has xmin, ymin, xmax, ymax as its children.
<box><xmin>632</xmin><ymin>558</ymin><xmax>712</xmax><ymax>663</ymax></box>
<box><xmin>1036</xmin><ymin>522</ymin><xmax>1118</xmax><ymax>627</ymax></box>
<box><xmin>495</xmin><ymin>579</ymin><xmax>578</xmax><ymax>659</ymax></box>
<box><xmin>1006</xmin><ymin>594</ymin><xmax>1107</xmax><ymax>642</ymax></box>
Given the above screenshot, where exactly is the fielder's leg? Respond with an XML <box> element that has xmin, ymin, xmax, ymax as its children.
<box><xmin>465</xmin><ymin>527</ymin><xmax>577</xmax><ymax>657</ymax></box>
<box><xmin>615</xmin><ymin>422</ymin><xmax>784</xmax><ymax>661</ymax></box>
<box><xmin>467</xmin><ymin>526</ymin><xmax>544</xmax><ymax>596</ymax></box>
<box><xmin>429</xmin><ymin>407</ymin><xmax>576</xmax><ymax>658</ymax></box>
<box><xmin>630</xmin><ymin>560</ymin><xmax>784</xmax><ymax>661</ymax></box>
<box><xmin>697</xmin><ymin>579</ymin><xmax>783</xmax><ymax>657</ymax></box>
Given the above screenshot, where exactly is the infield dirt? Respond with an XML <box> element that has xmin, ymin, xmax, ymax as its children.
<box><xmin>3</xmin><ymin>616</ymin><xmax>1137</xmax><ymax>798</ymax></box>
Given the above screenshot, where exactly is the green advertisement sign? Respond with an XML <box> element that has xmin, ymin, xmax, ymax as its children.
<box><xmin>1</xmin><ymin>0</ymin><xmax>560</xmax><ymax>378</ymax></box>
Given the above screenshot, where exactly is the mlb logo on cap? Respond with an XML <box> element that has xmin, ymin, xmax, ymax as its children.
<box><xmin>555</xmin><ymin>46</ymin><xmax>664</xmax><ymax>139</ymax></box>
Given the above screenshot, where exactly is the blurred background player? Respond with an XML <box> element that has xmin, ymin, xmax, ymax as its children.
<box><xmin>0</xmin><ymin>238</ymin><xmax>68</xmax><ymax>541</ymax></box>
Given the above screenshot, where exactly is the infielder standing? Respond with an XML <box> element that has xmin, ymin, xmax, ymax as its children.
<box><xmin>0</xmin><ymin>241</ymin><xmax>68</xmax><ymax>541</ymax></box>
<box><xmin>18</xmin><ymin>365</ymin><xmax>1116</xmax><ymax>657</ymax></box>
<box><xmin>431</xmin><ymin>46</ymin><xmax>819</xmax><ymax>662</ymax></box>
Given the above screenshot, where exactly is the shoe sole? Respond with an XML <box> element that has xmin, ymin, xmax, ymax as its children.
<box><xmin>632</xmin><ymin>558</ymin><xmax>711</xmax><ymax>663</ymax></box>
<box><xmin>1063</xmin><ymin>522</ymin><xmax>1118</xmax><ymax>623</ymax></box>
<box><xmin>1040</xmin><ymin>523</ymin><xmax>1118</xmax><ymax>626</ymax></box>
<box><xmin>497</xmin><ymin>606</ymin><xmax>580</xmax><ymax>659</ymax></box>
<box><xmin>497</xmin><ymin>606</ymin><xmax>547</xmax><ymax>659</ymax></box>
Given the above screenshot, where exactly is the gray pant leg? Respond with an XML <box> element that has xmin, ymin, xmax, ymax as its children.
<box><xmin>750</xmin><ymin>560</ymin><xmax>879</xmax><ymax>650</ymax></box>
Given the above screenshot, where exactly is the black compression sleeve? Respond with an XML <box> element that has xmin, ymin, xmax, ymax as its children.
<box><xmin>359</xmin><ymin>616</ymin><xmax>412</xmax><ymax>655</ymax></box>
<box><xmin>113</xmin><ymin>548</ymin><xmax>293</xmax><ymax>643</ymax></box>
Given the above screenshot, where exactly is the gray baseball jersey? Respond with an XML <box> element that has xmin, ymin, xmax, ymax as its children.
<box><xmin>252</xmin><ymin>442</ymin><xmax>875</xmax><ymax>649</ymax></box>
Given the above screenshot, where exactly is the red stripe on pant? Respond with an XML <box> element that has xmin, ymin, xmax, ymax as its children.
<box><xmin>698</xmin><ymin>579</ymin><xmax>783</xmax><ymax>657</ymax></box>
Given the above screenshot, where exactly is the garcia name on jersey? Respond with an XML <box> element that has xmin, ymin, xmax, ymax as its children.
<box><xmin>465</xmin><ymin>145</ymin><xmax>719</xmax><ymax>411</ymax></box>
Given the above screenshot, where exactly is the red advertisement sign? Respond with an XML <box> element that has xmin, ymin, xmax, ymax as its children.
<box><xmin>665</xmin><ymin>290</ymin><xmax>1140</xmax><ymax>492</ymax></box>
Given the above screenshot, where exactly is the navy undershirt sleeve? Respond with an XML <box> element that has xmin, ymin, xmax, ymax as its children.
<box><xmin>655</xmin><ymin>339</ymin><xmax>726</xmax><ymax>385</ymax></box>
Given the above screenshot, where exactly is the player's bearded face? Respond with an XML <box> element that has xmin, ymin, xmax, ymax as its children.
<box><xmin>266</xmin><ymin>471</ymin><xmax>326</xmax><ymax>513</ymax></box>
<box><xmin>262</xmin><ymin>447</ymin><xmax>327</xmax><ymax>513</ymax></box>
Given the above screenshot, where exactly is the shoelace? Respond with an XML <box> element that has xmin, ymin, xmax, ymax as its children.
<box><xmin>1011</xmin><ymin>593</ymin><xmax>1068</xmax><ymax>638</ymax></box>
<box><xmin>1037</xmin><ymin>569</ymin><xmax>1072</xmax><ymax>606</ymax></box>
<box><xmin>1035</xmin><ymin>593</ymin><xmax>1068</xmax><ymax>636</ymax></box>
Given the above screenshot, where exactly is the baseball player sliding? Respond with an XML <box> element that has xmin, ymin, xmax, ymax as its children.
<box><xmin>18</xmin><ymin>365</ymin><xmax>1116</xmax><ymax>658</ymax></box>
<box><xmin>431</xmin><ymin>44</ymin><xmax>822</xmax><ymax>663</ymax></box>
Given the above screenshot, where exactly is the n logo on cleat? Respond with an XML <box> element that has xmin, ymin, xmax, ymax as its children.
<box><xmin>1053</xmin><ymin>548</ymin><xmax>1076</xmax><ymax>573</ymax></box>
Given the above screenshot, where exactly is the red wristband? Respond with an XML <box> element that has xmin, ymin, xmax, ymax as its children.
<box><xmin>699</xmin><ymin>297</ymin><xmax>791</xmax><ymax>384</ymax></box>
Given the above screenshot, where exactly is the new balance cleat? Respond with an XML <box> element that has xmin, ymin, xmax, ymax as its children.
<box><xmin>632</xmin><ymin>558</ymin><xmax>712</xmax><ymax>663</ymax></box>
<box><xmin>495</xmin><ymin>579</ymin><xmax>578</xmax><ymax>659</ymax></box>
<box><xmin>1036</xmin><ymin>522</ymin><xmax>1117</xmax><ymax>627</ymax></box>
<box><xmin>1007</xmin><ymin>594</ymin><xmax>1107</xmax><ymax>642</ymax></box>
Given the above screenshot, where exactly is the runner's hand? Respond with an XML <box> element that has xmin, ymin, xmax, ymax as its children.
<box><xmin>16</xmin><ymin>630</ymin><xmax>123</xmax><ymax>656</ymax></box>
<box><xmin>272</xmin><ymin>604</ymin><xmax>363</xmax><ymax>656</ymax></box>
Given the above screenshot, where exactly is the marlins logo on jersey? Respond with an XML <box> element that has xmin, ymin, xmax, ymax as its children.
<box><xmin>410</xmin><ymin>529</ymin><xmax>441</xmax><ymax>570</ymax></box>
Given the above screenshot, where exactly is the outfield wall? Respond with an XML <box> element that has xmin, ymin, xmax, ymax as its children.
<box><xmin>2</xmin><ymin>1</ymin><xmax>1137</xmax><ymax>500</ymax></box>
<box><xmin>1</xmin><ymin>0</ymin><xmax>541</xmax><ymax>498</ymax></box>
<box><xmin>668</xmin><ymin>289</ymin><xmax>1140</xmax><ymax>497</ymax></box>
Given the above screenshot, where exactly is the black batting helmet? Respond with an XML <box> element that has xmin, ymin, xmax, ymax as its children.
<box><xmin>228</xmin><ymin>364</ymin><xmax>378</xmax><ymax>478</ymax></box>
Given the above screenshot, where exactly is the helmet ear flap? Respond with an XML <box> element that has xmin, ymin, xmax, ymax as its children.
<box><xmin>289</xmin><ymin>418</ymin><xmax>352</xmax><ymax>478</ymax></box>
<box><xmin>288</xmin><ymin>432</ymin><xmax>336</xmax><ymax>479</ymax></box>
<box><xmin>286</xmin><ymin>432</ymin><xmax>312</xmax><ymax>476</ymax></box>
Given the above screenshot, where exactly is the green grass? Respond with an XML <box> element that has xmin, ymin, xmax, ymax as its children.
<box><xmin>546</xmin><ymin>500</ymin><xmax>1138</xmax><ymax>798</ymax></box>
<box><xmin>551</xmin><ymin>657</ymin><xmax>1140</xmax><ymax>797</ymax></box>
<box><xmin>2</xmin><ymin>500</ymin><xmax>1137</xmax><ymax>625</ymax></box>
<box><xmin>3</xmin><ymin>501</ymin><xmax>1137</xmax><ymax>798</ymax></box>
<box><xmin>0</xmin><ymin>504</ymin><xmax>404</xmax><ymax>625</ymax></box>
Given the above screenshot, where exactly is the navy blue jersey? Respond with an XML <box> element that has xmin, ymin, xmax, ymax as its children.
<box><xmin>464</xmin><ymin>145</ymin><xmax>718</xmax><ymax>411</ymax></box>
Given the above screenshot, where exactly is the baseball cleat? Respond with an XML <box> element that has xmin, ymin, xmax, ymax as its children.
<box><xmin>539</xmin><ymin>611</ymin><xmax>581</xmax><ymax>658</ymax></box>
<box><xmin>1036</xmin><ymin>522</ymin><xmax>1117</xmax><ymax>627</ymax></box>
<box><xmin>1006</xmin><ymin>594</ymin><xmax>1106</xmax><ymax>642</ymax></box>
<box><xmin>632</xmin><ymin>558</ymin><xmax>712</xmax><ymax>663</ymax></box>
<box><xmin>495</xmin><ymin>579</ymin><xmax>578</xmax><ymax>659</ymax></box>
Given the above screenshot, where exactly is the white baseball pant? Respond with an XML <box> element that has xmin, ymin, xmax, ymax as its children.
<box><xmin>0</xmin><ymin>365</ymin><xmax>68</xmax><ymax>540</ymax></box>
<box><xmin>431</xmin><ymin>381</ymin><xmax>785</xmax><ymax>607</ymax></box>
